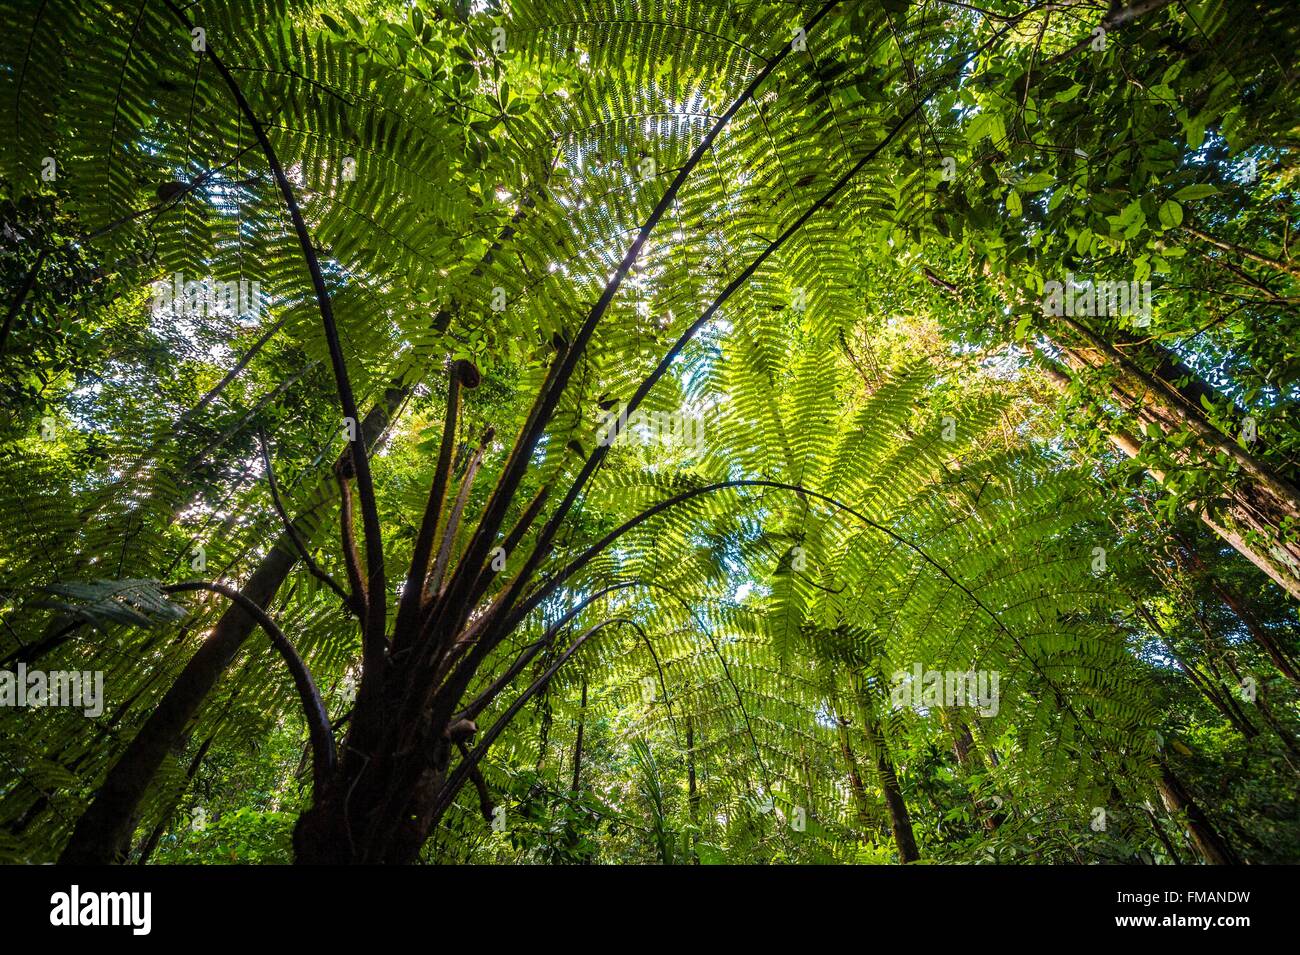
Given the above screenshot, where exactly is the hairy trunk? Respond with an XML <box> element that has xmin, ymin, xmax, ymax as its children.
<box><xmin>293</xmin><ymin>737</ymin><xmax>451</xmax><ymax>865</ymax></box>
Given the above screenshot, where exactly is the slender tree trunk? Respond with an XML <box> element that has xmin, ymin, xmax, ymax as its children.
<box><xmin>867</xmin><ymin>724</ymin><xmax>919</xmax><ymax>863</ymax></box>
<box><xmin>943</xmin><ymin>707</ymin><xmax>999</xmax><ymax>833</ymax></box>
<box><xmin>836</xmin><ymin>717</ymin><xmax>874</xmax><ymax>832</ymax></box>
<box><xmin>1187</xmin><ymin>607</ymin><xmax>1270</xmax><ymax>740</ymax></box>
<box><xmin>1144</xmin><ymin>805</ymin><xmax>1184</xmax><ymax>864</ymax></box>
<box><xmin>687</xmin><ymin>716</ymin><xmax>700</xmax><ymax>864</ymax></box>
<box><xmin>571</xmin><ymin>680</ymin><xmax>587</xmax><ymax>793</ymax></box>
<box><xmin>946</xmin><ymin>707</ymin><xmax>977</xmax><ymax>768</ymax></box>
<box><xmin>1069</xmin><ymin>336</ymin><xmax>1300</xmax><ymax>596</ymax></box>
<box><xmin>1219</xmin><ymin>651</ymin><xmax>1300</xmax><ymax>765</ymax></box>
<box><xmin>1249</xmin><ymin>687</ymin><xmax>1300</xmax><ymax>767</ymax></box>
<box><xmin>536</xmin><ymin>693</ymin><xmax>552</xmax><ymax>774</ymax></box>
<box><xmin>1211</xmin><ymin>581</ymin><xmax>1300</xmax><ymax>685</ymax></box>
<box><xmin>1156</xmin><ymin>761</ymin><xmax>1243</xmax><ymax>865</ymax></box>
<box><xmin>853</xmin><ymin>696</ymin><xmax>919</xmax><ymax>863</ymax></box>
<box><xmin>1135</xmin><ymin>602</ymin><xmax>1258</xmax><ymax>738</ymax></box>
<box><xmin>135</xmin><ymin>734</ymin><xmax>214</xmax><ymax>865</ymax></box>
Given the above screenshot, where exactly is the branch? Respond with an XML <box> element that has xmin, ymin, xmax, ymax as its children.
<box><xmin>394</xmin><ymin>360</ymin><xmax>470</xmax><ymax>645</ymax></box>
<box><xmin>1040</xmin><ymin>0</ymin><xmax>1175</xmax><ymax>69</ymax></box>
<box><xmin>431</xmin><ymin>618</ymin><xmax>633</xmax><ymax>823</ymax></box>
<box><xmin>463</xmin><ymin>485</ymin><xmax>550</xmax><ymax>610</ymax></box>
<box><xmin>483</xmin><ymin>574</ymin><xmax>764</xmax><ymax>777</ymax></box>
<box><xmin>428</xmin><ymin>335</ymin><xmax>569</xmax><ymax>639</ymax></box>
<box><xmin>1183</xmin><ymin>225</ymin><xmax>1300</xmax><ymax>279</ymax></box>
<box><xmin>258</xmin><ymin>428</ymin><xmax>358</xmax><ymax>616</ymax></box>
<box><xmin>0</xmin><ymin>249</ymin><xmax>46</xmax><ymax>362</ymax></box>
<box><xmin>620</xmin><ymin>616</ymin><xmax>681</xmax><ymax>741</ymax></box>
<box><xmin>427</xmin><ymin>427</ymin><xmax>494</xmax><ymax>601</ymax></box>
<box><xmin>455</xmin><ymin>740</ymin><xmax>495</xmax><ymax>822</ymax></box>
<box><xmin>336</xmin><ymin>472</ymin><xmax>368</xmax><ymax>615</ymax></box>
<box><xmin>162</xmin><ymin>581</ymin><xmax>335</xmax><ymax>789</ymax></box>
<box><xmin>454</xmin><ymin>581</ymin><xmax>642</xmax><ymax>722</ymax></box>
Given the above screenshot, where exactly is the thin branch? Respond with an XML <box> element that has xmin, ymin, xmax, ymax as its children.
<box><xmin>431</xmin><ymin>618</ymin><xmax>633</xmax><ymax>823</ymax></box>
<box><xmin>621</xmin><ymin>616</ymin><xmax>681</xmax><ymax>741</ymax></box>
<box><xmin>455</xmin><ymin>581</ymin><xmax>642</xmax><ymax>722</ymax></box>
<box><xmin>455</xmin><ymin>740</ymin><xmax>495</xmax><ymax>822</ymax></box>
<box><xmin>1183</xmin><ymin>224</ymin><xmax>1300</xmax><ymax>279</ymax></box>
<box><xmin>258</xmin><ymin>427</ymin><xmax>357</xmax><ymax>615</ymax></box>
<box><xmin>162</xmin><ymin>581</ymin><xmax>335</xmax><ymax>789</ymax></box>
<box><xmin>428</xmin><ymin>427</ymin><xmax>494</xmax><ymax>600</ymax></box>
<box><xmin>394</xmin><ymin>360</ymin><xmax>467</xmax><ymax>644</ymax></box>
<box><xmin>463</xmin><ymin>486</ymin><xmax>550</xmax><ymax>611</ymax></box>
<box><xmin>336</xmin><ymin>472</ymin><xmax>367</xmax><ymax>614</ymax></box>
<box><xmin>0</xmin><ymin>249</ymin><xmax>46</xmax><ymax>362</ymax></box>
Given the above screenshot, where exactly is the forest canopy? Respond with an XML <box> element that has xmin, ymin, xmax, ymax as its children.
<box><xmin>0</xmin><ymin>0</ymin><xmax>1297</xmax><ymax>866</ymax></box>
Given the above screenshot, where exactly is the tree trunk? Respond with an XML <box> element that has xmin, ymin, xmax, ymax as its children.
<box><xmin>941</xmin><ymin>258</ymin><xmax>1300</xmax><ymax>599</ymax></box>
<box><xmin>292</xmin><ymin>692</ymin><xmax>456</xmax><ymax>865</ymax></box>
<box><xmin>571</xmin><ymin>680</ymin><xmax>587</xmax><ymax>793</ymax></box>
<box><xmin>1156</xmin><ymin>761</ymin><xmax>1243</xmax><ymax>865</ymax></box>
<box><xmin>852</xmin><ymin>693</ymin><xmax>919</xmax><ymax>863</ymax></box>
<box><xmin>1035</xmin><ymin>349</ymin><xmax>1300</xmax><ymax>599</ymax></box>
<box><xmin>866</xmin><ymin>721</ymin><xmax>920</xmax><ymax>864</ymax></box>
<box><xmin>836</xmin><ymin>717</ymin><xmax>874</xmax><ymax>832</ymax></box>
